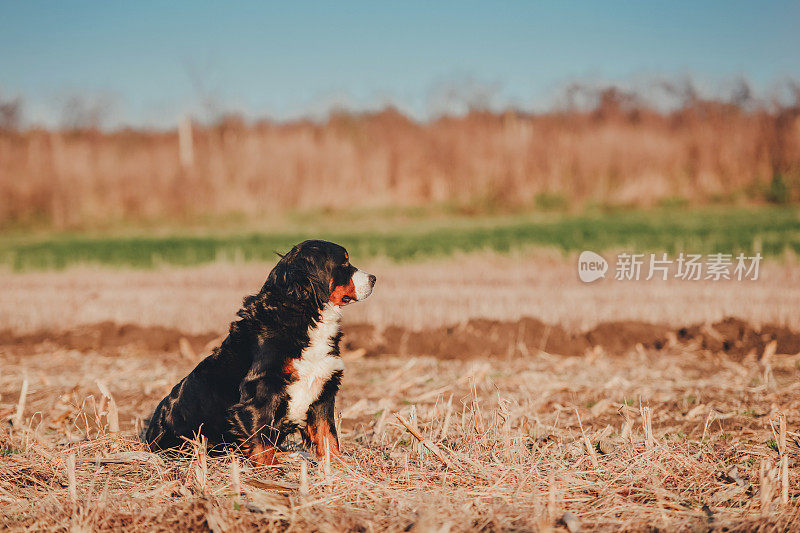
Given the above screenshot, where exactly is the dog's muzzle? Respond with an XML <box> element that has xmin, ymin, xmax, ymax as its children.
<box><xmin>352</xmin><ymin>270</ymin><xmax>376</xmax><ymax>300</ymax></box>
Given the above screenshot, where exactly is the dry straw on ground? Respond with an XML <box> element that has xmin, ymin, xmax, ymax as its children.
<box><xmin>2</xmin><ymin>336</ymin><xmax>799</xmax><ymax>531</ymax></box>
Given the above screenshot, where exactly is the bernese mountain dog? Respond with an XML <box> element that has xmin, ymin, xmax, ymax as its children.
<box><xmin>143</xmin><ymin>240</ymin><xmax>376</xmax><ymax>465</ymax></box>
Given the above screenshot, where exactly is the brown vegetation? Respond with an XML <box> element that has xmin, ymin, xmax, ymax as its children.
<box><xmin>2</xmin><ymin>333</ymin><xmax>799</xmax><ymax>530</ymax></box>
<box><xmin>2</xmin><ymin>83</ymin><xmax>800</xmax><ymax>228</ymax></box>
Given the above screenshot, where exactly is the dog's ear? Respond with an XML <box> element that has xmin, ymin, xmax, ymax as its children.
<box><xmin>267</xmin><ymin>258</ymin><xmax>325</xmax><ymax>306</ymax></box>
<box><xmin>284</xmin><ymin>265</ymin><xmax>315</xmax><ymax>303</ymax></box>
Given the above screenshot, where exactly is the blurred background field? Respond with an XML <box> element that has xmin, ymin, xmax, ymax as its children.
<box><xmin>2</xmin><ymin>77</ymin><xmax>800</xmax><ymax>272</ymax></box>
<box><xmin>2</xmin><ymin>94</ymin><xmax>800</xmax><ymax>234</ymax></box>
<box><xmin>3</xmin><ymin>2</ymin><xmax>797</xmax><ymax>329</ymax></box>
<box><xmin>2</xmin><ymin>6</ymin><xmax>800</xmax><ymax>272</ymax></box>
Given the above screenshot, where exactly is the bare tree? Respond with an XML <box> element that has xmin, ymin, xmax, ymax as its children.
<box><xmin>60</xmin><ymin>93</ymin><xmax>114</xmax><ymax>130</ymax></box>
<box><xmin>0</xmin><ymin>94</ymin><xmax>23</xmax><ymax>131</ymax></box>
<box><xmin>184</xmin><ymin>59</ymin><xmax>226</xmax><ymax>124</ymax></box>
<box><xmin>729</xmin><ymin>77</ymin><xmax>754</xmax><ymax>107</ymax></box>
<box><xmin>426</xmin><ymin>75</ymin><xmax>501</xmax><ymax>116</ymax></box>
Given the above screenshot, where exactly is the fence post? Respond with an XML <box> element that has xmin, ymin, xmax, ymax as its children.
<box><xmin>179</xmin><ymin>115</ymin><xmax>194</xmax><ymax>169</ymax></box>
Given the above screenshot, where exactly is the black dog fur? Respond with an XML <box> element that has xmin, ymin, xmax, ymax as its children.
<box><xmin>143</xmin><ymin>240</ymin><xmax>374</xmax><ymax>465</ymax></box>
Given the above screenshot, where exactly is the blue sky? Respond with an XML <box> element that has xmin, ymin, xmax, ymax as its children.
<box><xmin>2</xmin><ymin>1</ymin><xmax>799</xmax><ymax>128</ymax></box>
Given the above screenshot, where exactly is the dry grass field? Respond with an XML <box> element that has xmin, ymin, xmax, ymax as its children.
<box><xmin>2</xmin><ymin>330</ymin><xmax>799</xmax><ymax>531</ymax></box>
<box><xmin>1</xmin><ymin>253</ymin><xmax>799</xmax><ymax>530</ymax></box>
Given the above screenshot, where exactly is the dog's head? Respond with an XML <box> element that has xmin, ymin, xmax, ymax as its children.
<box><xmin>267</xmin><ymin>240</ymin><xmax>376</xmax><ymax>308</ymax></box>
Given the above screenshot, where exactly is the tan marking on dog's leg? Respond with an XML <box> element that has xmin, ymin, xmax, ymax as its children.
<box><xmin>247</xmin><ymin>443</ymin><xmax>289</xmax><ymax>466</ymax></box>
<box><xmin>305</xmin><ymin>419</ymin><xmax>341</xmax><ymax>460</ymax></box>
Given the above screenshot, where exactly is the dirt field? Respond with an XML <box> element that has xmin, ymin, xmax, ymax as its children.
<box><xmin>1</xmin><ymin>255</ymin><xmax>799</xmax><ymax>531</ymax></box>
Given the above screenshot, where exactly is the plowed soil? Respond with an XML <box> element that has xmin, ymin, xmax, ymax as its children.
<box><xmin>2</xmin><ymin>316</ymin><xmax>798</xmax><ymax>361</ymax></box>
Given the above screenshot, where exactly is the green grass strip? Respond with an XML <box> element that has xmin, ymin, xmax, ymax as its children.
<box><xmin>1</xmin><ymin>207</ymin><xmax>798</xmax><ymax>270</ymax></box>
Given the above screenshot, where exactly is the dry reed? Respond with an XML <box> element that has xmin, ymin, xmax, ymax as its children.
<box><xmin>2</xmin><ymin>89</ymin><xmax>799</xmax><ymax>228</ymax></box>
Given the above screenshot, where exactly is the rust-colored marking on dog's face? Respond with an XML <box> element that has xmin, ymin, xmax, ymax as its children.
<box><xmin>329</xmin><ymin>279</ymin><xmax>357</xmax><ymax>305</ymax></box>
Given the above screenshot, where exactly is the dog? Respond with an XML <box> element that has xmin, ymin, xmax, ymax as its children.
<box><xmin>143</xmin><ymin>240</ymin><xmax>376</xmax><ymax>465</ymax></box>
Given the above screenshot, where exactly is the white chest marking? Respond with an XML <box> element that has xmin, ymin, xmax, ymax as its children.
<box><xmin>285</xmin><ymin>304</ymin><xmax>345</xmax><ymax>426</ymax></box>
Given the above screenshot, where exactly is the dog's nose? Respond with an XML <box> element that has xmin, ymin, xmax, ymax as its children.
<box><xmin>368</xmin><ymin>274</ymin><xmax>377</xmax><ymax>286</ymax></box>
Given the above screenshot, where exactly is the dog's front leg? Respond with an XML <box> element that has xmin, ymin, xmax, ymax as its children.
<box><xmin>247</xmin><ymin>442</ymin><xmax>286</xmax><ymax>466</ymax></box>
<box><xmin>228</xmin><ymin>399</ymin><xmax>286</xmax><ymax>465</ymax></box>
<box><xmin>302</xmin><ymin>391</ymin><xmax>342</xmax><ymax>461</ymax></box>
<box><xmin>304</xmin><ymin>417</ymin><xmax>341</xmax><ymax>460</ymax></box>
<box><xmin>228</xmin><ymin>359</ymin><xmax>291</xmax><ymax>467</ymax></box>
<box><xmin>229</xmin><ymin>400</ymin><xmax>296</xmax><ymax>466</ymax></box>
